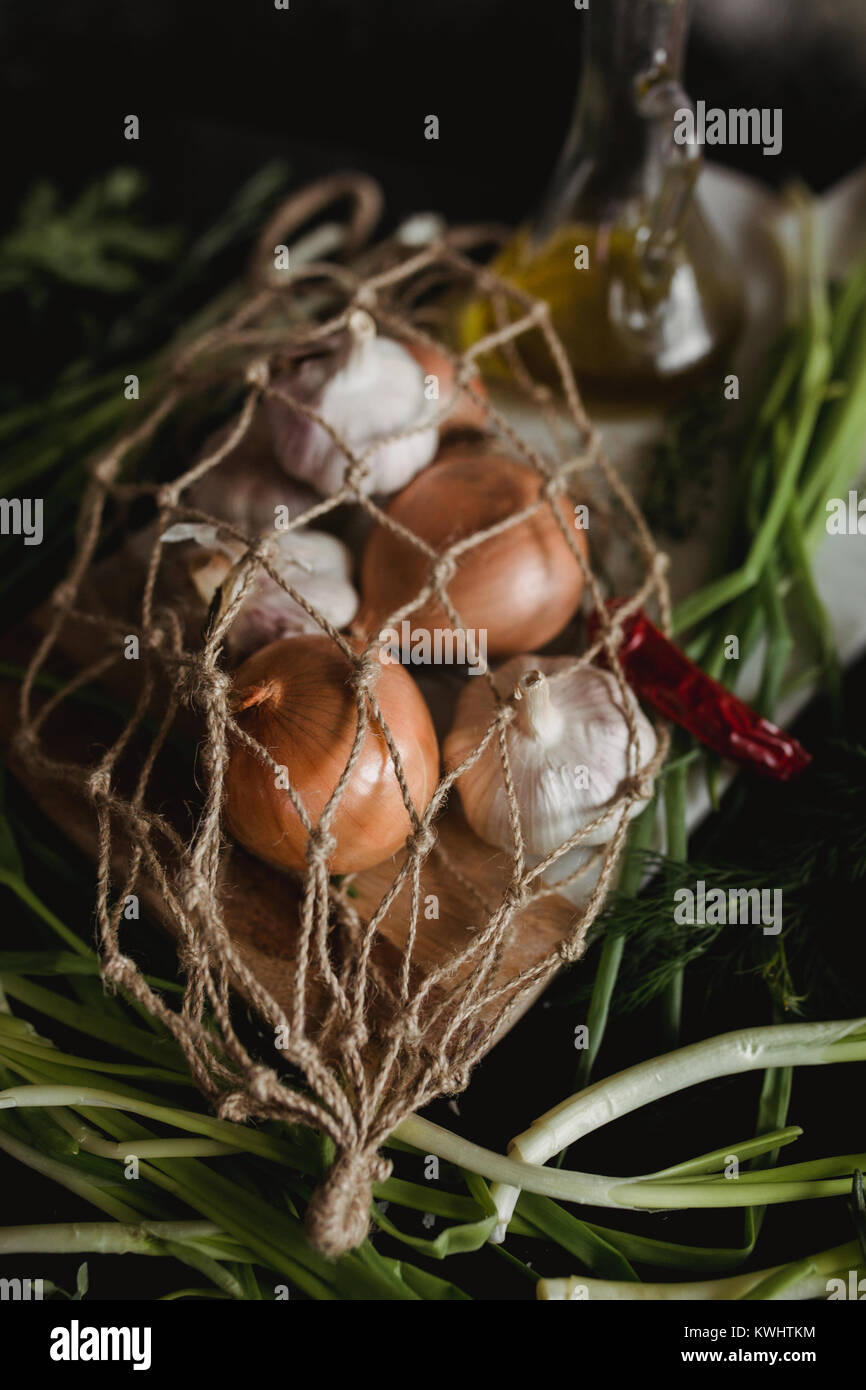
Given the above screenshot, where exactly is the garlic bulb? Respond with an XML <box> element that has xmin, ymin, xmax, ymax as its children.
<box><xmin>160</xmin><ymin>522</ymin><xmax>358</xmax><ymax>661</ymax></box>
<box><xmin>444</xmin><ymin>654</ymin><xmax>657</xmax><ymax>855</ymax></box>
<box><xmin>185</xmin><ymin>410</ymin><xmax>318</xmax><ymax>533</ymax></box>
<box><xmin>266</xmin><ymin>309</ymin><xmax>438</xmax><ymax>497</ymax></box>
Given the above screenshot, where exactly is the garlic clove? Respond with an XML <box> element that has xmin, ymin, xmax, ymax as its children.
<box><xmin>160</xmin><ymin>521</ymin><xmax>226</xmax><ymax>550</ymax></box>
<box><xmin>444</xmin><ymin>654</ymin><xmax>657</xmax><ymax>858</ymax></box>
<box><xmin>225</xmin><ymin>573</ymin><xmax>356</xmax><ymax>654</ymax></box>
<box><xmin>276</xmin><ymin>527</ymin><xmax>353</xmax><ymax>581</ymax></box>
<box><xmin>159</xmin><ymin>522</ymin><xmax>359</xmax><ymax>662</ymax></box>
<box><xmin>185</xmin><ymin>409</ymin><xmax>318</xmax><ymax>533</ymax></box>
<box><xmin>190</xmin><ymin>550</ymin><xmax>233</xmax><ymax>606</ymax></box>
<box><xmin>266</xmin><ymin>309</ymin><xmax>439</xmax><ymax>497</ymax></box>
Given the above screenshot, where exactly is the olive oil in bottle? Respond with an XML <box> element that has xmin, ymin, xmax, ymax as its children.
<box><xmin>462</xmin><ymin>0</ymin><xmax>743</xmax><ymax>407</ymax></box>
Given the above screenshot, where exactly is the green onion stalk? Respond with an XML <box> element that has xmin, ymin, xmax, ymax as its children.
<box><xmin>536</xmin><ymin>1240</ymin><xmax>863</xmax><ymax>1301</ymax></box>
<box><xmin>412</xmin><ymin>1018</ymin><xmax>866</xmax><ymax>1237</ymax></box>
<box><xmin>2</xmin><ymin>1011</ymin><xmax>865</xmax><ymax>1298</ymax></box>
<box><xmin>2</xmin><ymin>866</ymin><xmax>864</xmax><ymax>1299</ymax></box>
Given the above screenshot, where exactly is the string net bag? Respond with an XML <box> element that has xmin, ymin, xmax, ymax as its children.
<box><xmin>14</xmin><ymin>175</ymin><xmax>671</xmax><ymax>1257</ymax></box>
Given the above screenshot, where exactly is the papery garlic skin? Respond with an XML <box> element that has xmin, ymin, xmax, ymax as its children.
<box><xmin>266</xmin><ymin>310</ymin><xmax>438</xmax><ymax>497</ymax></box>
<box><xmin>444</xmin><ymin>654</ymin><xmax>657</xmax><ymax>856</ymax></box>
<box><xmin>160</xmin><ymin>522</ymin><xmax>358</xmax><ymax>661</ymax></box>
<box><xmin>526</xmin><ymin>845</ymin><xmax>606</xmax><ymax>909</ymax></box>
<box><xmin>185</xmin><ymin>411</ymin><xmax>318</xmax><ymax>533</ymax></box>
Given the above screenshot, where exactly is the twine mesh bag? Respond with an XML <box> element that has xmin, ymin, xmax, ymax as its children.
<box><xmin>15</xmin><ymin>177</ymin><xmax>670</xmax><ymax>1256</ymax></box>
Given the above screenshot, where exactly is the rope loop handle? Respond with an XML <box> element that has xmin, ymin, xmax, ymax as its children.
<box><xmin>249</xmin><ymin>171</ymin><xmax>384</xmax><ymax>288</ymax></box>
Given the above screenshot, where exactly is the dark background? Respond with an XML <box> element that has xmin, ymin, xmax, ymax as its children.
<box><xmin>1</xmin><ymin>0</ymin><xmax>865</xmax><ymax>1303</ymax></box>
<box><xmin>3</xmin><ymin>0</ymin><xmax>866</xmax><ymax>236</ymax></box>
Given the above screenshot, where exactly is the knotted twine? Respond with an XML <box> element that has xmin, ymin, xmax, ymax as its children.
<box><xmin>14</xmin><ymin>176</ymin><xmax>670</xmax><ymax>1258</ymax></box>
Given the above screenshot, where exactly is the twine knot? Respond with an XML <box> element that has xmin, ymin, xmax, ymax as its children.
<box><xmin>52</xmin><ymin>580</ymin><xmax>76</xmax><ymax>610</ymax></box>
<box><xmin>369</xmin><ymin>1154</ymin><xmax>392</xmax><ymax>1183</ymax></box>
<box><xmin>558</xmin><ymin>938</ymin><xmax>585</xmax><ymax>964</ymax></box>
<box><xmin>156</xmin><ymin>484</ymin><xmax>179</xmax><ymax>510</ymax></box>
<box><xmin>354</xmin><ymin>653</ymin><xmax>381</xmax><ymax>697</ymax></box>
<box><xmin>503</xmin><ymin>881</ymin><xmax>529</xmax><ymax>912</ymax></box>
<box><xmin>175</xmin><ymin>937</ymin><xmax>203</xmax><ymax>978</ymax></box>
<box><xmin>246</xmin><ymin>1064</ymin><xmax>274</xmax><ymax>1104</ymax></box>
<box><xmin>87</xmin><ymin>767</ymin><xmax>111</xmax><ymax>800</ymax></box>
<box><xmin>245</xmin><ymin>358</ymin><xmax>270</xmax><ymax>390</ymax></box>
<box><xmin>622</xmin><ymin>773</ymin><xmax>654</xmax><ymax>802</ymax></box>
<box><xmin>431</xmin><ymin>554</ymin><xmax>458</xmax><ymax>590</ymax></box>
<box><xmin>542</xmin><ymin>472</ymin><xmax>567</xmax><ymax>499</ymax></box>
<box><xmin>216</xmin><ymin>1090</ymin><xmax>252</xmax><ymax>1124</ymax></box>
<box><xmin>179</xmin><ymin>867</ymin><xmax>209</xmax><ymax>915</ymax></box>
<box><xmin>304</xmin><ymin>1148</ymin><xmax>388</xmax><ymax>1258</ymax></box>
<box><xmin>175</xmin><ymin>660</ymin><xmax>231</xmax><ymax>711</ymax></box>
<box><xmin>308</xmin><ymin>829</ymin><xmax>338</xmax><ymax>862</ymax></box>
<box><xmin>92</xmin><ymin>455</ymin><xmax>119</xmax><ymax>486</ymax></box>
<box><xmin>407</xmin><ymin>824</ymin><xmax>437</xmax><ymax>859</ymax></box>
<box><xmin>101</xmin><ymin>953</ymin><xmax>135</xmax><ymax>987</ymax></box>
<box><xmin>344</xmin><ymin>459</ymin><xmax>373</xmax><ymax>495</ymax></box>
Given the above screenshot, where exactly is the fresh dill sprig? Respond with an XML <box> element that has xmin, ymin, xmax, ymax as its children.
<box><xmin>554</xmin><ymin>741</ymin><xmax>866</xmax><ymax>1021</ymax></box>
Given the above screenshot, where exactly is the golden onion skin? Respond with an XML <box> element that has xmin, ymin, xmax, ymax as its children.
<box><xmin>358</xmin><ymin>447</ymin><xmax>588</xmax><ymax>657</ymax></box>
<box><xmin>225</xmin><ymin>634</ymin><xmax>439</xmax><ymax>874</ymax></box>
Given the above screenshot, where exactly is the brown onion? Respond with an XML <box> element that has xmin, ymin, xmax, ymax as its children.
<box><xmin>356</xmin><ymin>446</ymin><xmax>588</xmax><ymax>658</ymax></box>
<box><xmin>224</xmin><ymin>633</ymin><xmax>439</xmax><ymax>873</ymax></box>
<box><xmin>403</xmin><ymin>341</ymin><xmax>488</xmax><ymax>436</ymax></box>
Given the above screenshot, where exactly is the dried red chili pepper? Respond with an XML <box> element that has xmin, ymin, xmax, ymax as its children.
<box><xmin>589</xmin><ymin>600</ymin><xmax>811</xmax><ymax>781</ymax></box>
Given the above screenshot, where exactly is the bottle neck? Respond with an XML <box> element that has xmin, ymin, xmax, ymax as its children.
<box><xmin>532</xmin><ymin>0</ymin><xmax>691</xmax><ymax>242</ymax></box>
<box><xmin>574</xmin><ymin>0</ymin><xmax>689</xmax><ymax>143</ymax></box>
